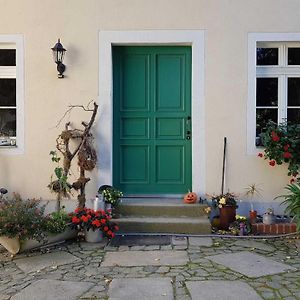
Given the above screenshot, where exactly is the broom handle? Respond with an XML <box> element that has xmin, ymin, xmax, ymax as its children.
<box><xmin>221</xmin><ymin>137</ymin><xmax>227</xmax><ymax>195</ymax></box>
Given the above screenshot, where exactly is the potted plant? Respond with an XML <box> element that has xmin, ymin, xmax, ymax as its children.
<box><xmin>69</xmin><ymin>207</ymin><xmax>119</xmax><ymax>243</ymax></box>
<box><xmin>0</xmin><ymin>194</ymin><xmax>46</xmax><ymax>254</ymax></box>
<box><xmin>211</xmin><ymin>192</ymin><xmax>238</xmax><ymax>230</ymax></box>
<box><xmin>98</xmin><ymin>185</ymin><xmax>123</xmax><ymax>216</ymax></box>
<box><xmin>244</xmin><ymin>183</ymin><xmax>262</xmax><ymax>223</ymax></box>
<box><xmin>276</xmin><ymin>183</ymin><xmax>300</xmax><ymax>231</ymax></box>
<box><xmin>228</xmin><ymin>215</ymin><xmax>251</xmax><ymax>236</ymax></box>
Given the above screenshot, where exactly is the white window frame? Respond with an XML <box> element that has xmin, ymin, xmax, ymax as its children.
<box><xmin>248</xmin><ymin>33</ymin><xmax>300</xmax><ymax>155</ymax></box>
<box><xmin>0</xmin><ymin>35</ymin><xmax>24</xmax><ymax>155</ymax></box>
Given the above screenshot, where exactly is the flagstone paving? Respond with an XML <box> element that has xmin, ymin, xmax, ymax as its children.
<box><xmin>0</xmin><ymin>236</ymin><xmax>299</xmax><ymax>299</ymax></box>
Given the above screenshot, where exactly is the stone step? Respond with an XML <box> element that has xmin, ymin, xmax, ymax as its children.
<box><xmin>116</xmin><ymin>200</ymin><xmax>208</xmax><ymax>218</ymax></box>
<box><xmin>112</xmin><ymin>217</ymin><xmax>211</xmax><ymax>234</ymax></box>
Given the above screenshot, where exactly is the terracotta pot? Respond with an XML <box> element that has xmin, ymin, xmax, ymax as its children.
<box><xmin>219</xmin><ymin>206</ymin><xmax>236</xmax><ymax>230</ymax></box>
<box><xmin>249</xmin><ymin>210</ymin><xmax>257</xmax><ymax>223</ymax></box>
<box><xmin>0</xmin><ymin>236</ymin><xmax>20</xmax><ymax>254</ymax></box>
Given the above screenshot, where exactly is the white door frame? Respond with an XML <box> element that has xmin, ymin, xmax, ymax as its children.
<box><xmin>98</xmin><ymin>30</ymin><xmax>206</xmax><ymax>196</ymax></box>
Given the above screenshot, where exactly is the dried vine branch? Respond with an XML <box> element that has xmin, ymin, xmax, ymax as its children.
<box><xmin>49</xmin><ymin>102</ymin><xmax>99</xmax><ymax>209</ymax></box>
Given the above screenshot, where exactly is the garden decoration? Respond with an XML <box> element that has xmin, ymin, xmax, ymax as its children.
<box><xmin>263</xmin><ymin>208</ymin><xmax>276</xmax><ymax>225</ymax></box>
<box><xmin>258</xmin><ymin>121</ymin><xmax>300</xmax><ymax>184</ymax></box>
<box><xmin>183</xmin><ymin>191</ymin><xmax>198</xmax><ymax>204</ymax></box>
<box><xmin>48</xmin><ymin>101</ymin><xmax>98</xmax><ymax>210</ymax></box>
<box><xmin>69</xmin><ymin>207</ymin><xmax>119</xmax><ymax>242</ymax></box>
<box><xmin>211</xmin><ymin>192</ymin><xmax>238</xmax><ymax>230</ymax></box>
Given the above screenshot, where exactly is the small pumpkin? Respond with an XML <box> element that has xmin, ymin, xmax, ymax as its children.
<box><xmin>183</xmin><ymin>191</ymin><xmax>198</xmax><ymax>204</ymax></box>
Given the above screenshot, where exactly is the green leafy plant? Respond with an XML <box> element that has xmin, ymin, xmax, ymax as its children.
<box><xmin>0</xmin><ymin>194</ymin><xmax>46</xmax><ymax>241</ymax></box>
<box><xmin>69</xmin><ymin>207</ymin><xmax>119</xmax><ymax>239</ymax></box>
<box><xmin>259</xmin><ymin>121</ymin><xmax>300</xmax><ymax>184</ymax></box>
<box><xmin>98</xmin><ymin>185</ymin><xmax>123</xmax><ymax>207</ymax></box>
<box><xmin>48</xmin><ymin>150</ymin><xmax>72</xmax><ymax>210</ymax></box>
<box><xmin>276</xmin><ymin>183</ymin><xmax>300</xmax><ymax>231</ymax></box>
<box><xmin>42</xmin><ymin>208</ymin><xmax>71</xmax><ymax>234</ymax></box>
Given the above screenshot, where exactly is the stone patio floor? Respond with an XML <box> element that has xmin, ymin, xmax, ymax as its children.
<box><xmin>0</xmin><ymin>236</ymin><xmax>299</xmax><ymax>299</ymax></box>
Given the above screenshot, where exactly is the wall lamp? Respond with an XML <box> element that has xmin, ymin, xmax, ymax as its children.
<box><xmin>51</xmin><ymin>39</ymin><xmax>66</xmax><ymax>78</ymax></box>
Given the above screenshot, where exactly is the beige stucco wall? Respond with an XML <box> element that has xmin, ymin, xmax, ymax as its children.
<box><xmin>0</xmin><ymin>0</ymin><xmax>299</xmax><ymax>212</ymax></box>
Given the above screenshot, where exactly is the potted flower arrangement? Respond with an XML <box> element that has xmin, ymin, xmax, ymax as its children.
<box><xmin>228</xmin><ymin>215</ymin><xmax>251</xmax><ymax>236</ymax></box>
<box><xmin>69</xmin><ymin>207</ymin><xmax>119</xmax><ymax>242</ymax></box>
<box><xmin>0</xmin><ymin>194</ymin><xmax>46</xmax><ymax>254</ymax></box>
<box><xmin>211</xmin><ymin>192</ymin><xmax>238</xmax><ymax>230</ymax></box>
<box><xmin>259</xmin><ymin>121</ymin><xmax>300</xmax><ymax>184</ymax></box>
<box><xmin>98</xmin><ymin>185</ymin><xmax>123</xmax><ymax>216</ymax></box>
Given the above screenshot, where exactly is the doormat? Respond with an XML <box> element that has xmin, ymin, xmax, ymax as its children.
<box><xmin>109</xmin><ymin>235</ymin><xmax>171</xmax><ymax>247</ymax></box>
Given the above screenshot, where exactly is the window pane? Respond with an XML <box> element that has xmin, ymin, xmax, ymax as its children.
<box><xmin>257</xmin><ymin>48</ymin><xmax>278</xmax><ymax>65</ymax></box>
<box><xmin>256</xmin><ymin>78</ymin><xmax>278</xmax><ymax>106</ymax></box>
<box><xmin>0</xmin><ymin>49</ymin><xmax>16</xmax><ymax>66</ymax></box>
<box><xmin>256</xmin><ymin>108</ymin><xmax>278</xmax><ymax>146</ymax></box>
<box><xmin>0</xmin><ymin>109</ymin><xmax>16</xmax><ymax>136</ymax></box>
<box><xmin>288</xmin><ymin>48</ymin><xmax>300</xmax><ymax>65</ymax></box>
<box><xmin>288</xmin><ymin>78</ymin><xmax>300</xmax><ymax>106</ymax></box>
<box><xmin>287</xmin><ymin>108</ymin><xmax>300</xmax><ymax>124</ymax></box>
<box><xmin>0</xmin><ymin>79</ymin><xmax>16</xmax><ymax>106</ymax></box>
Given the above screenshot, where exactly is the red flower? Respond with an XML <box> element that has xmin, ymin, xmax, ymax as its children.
<box><xmin>92</xmin><ymin>220</ymin><xmax>101</xmax><ymax>227</ymax></box>
<box><xmin>103</xmin><ymin>226</ymin><xmax>109</xmax><ymax>231</ymax></box>
<box><xmin>114</xmin><ymin>225</ymin><xmax>119</xmax><ymax>231</ymax></box>
<box><xmin>258</xmin><ymin>153</ymin><xmax>263</xmax><ymax>158</ymax></box>
<box><xmin>107</xmin><ymin>230</ymin><xmax>112</xmax><ymax>236</ymax></box>
<box><xmin>87</xmin><ymin>214</ymin><xmax>92</xmax><ymax>219</ymax></box>
<box><xmin>283</xmin><ymin>144</ymin><xmax>290</xmax><ymax>151</ymax></box>
<box><xmin>72</xmin><ymin>216</ymin><xmax>80</xmax><ymax>224</ymax></box>
<box><xmin>283</xmin><ymin>152</ymin><xmax>292</xmax><ymax>159</ymax></box>
<box><xmin>101</xmin><ymin>219</ymin><xmax>106</xmax><ymax>224</ymax></box>
<box><xmin>271</xmin><ymin>131</ymin><xmax>280</xmax><ymax>142</ymax></box>
<box><xmin>111</xmin><ymin>233</ymin><xmax>115</xmax><ymax>238</ymax></box>
<box><xmin>81</xmin><ymin>215</ymin><xmax>89</xmax><ymax>222</ymax></box>
<box><xmin>74</xmin><ymin>207</ymin><xmax>81</xmax><ymax>213</ymax></box>
<box><xmin>290</xmin><ymin>178</ymin><xmax>296</xmax><ymax>184</ymax></box>
<box><xmin>269</xmin><ymin>160</ymin><xmax>276</xmax><ymax>166</ymax></box>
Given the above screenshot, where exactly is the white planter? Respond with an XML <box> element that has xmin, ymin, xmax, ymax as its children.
<box><xmin>0</xmin><ymin>236</ymin><xmax>20</xmax><ymax>255</ymax></box>
<box><xmin>85</xmin><ymin>229</ymin><xmax>103</xmax><ymax>243</ymax></box>
<box><xmin>20</xmin><ymin>227</ymin><xmax>77</xmax><ymax>252</ymax></box>
<box><xmin>0</xmin><ymin>228</ymin><xmax>77</xmax><ymax>254</ymax></box>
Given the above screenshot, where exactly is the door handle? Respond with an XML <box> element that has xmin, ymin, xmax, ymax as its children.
<box><xmin>186</xmin><ymin>116</ymin><xmax>191</xmax><ymax>140</ymax></box>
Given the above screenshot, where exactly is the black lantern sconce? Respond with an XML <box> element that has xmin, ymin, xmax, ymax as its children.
<box><xmin>51</xmin><ymin>39</ymin><xmax>66</xmax><ymax>78</ymax></box>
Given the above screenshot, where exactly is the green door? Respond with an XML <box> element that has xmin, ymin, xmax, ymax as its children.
<box><xmin>113</xmin><ymin>46</ymin><xmax>192</xmax><ymax>194</ymax></box>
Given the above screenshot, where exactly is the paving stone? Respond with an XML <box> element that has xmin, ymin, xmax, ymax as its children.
<box><xmin>102</xmin><ymin>250</ymin><xmax>189</xmax><ymax>267</ymax></box>
<box><xmin>108</xmin><ymin>278</ymin><xmax>173</xmax><ymax>300</ymax></box>
<box><xmin>207</xmin><ymin>251</ymin><xmax>296</xmax><ymax>278</ymax></box>
<box><xmin>10</xmin><ymin>279</ymin><xmax>93</xmax><ymax>300</ymax></box>
<box><xmin>172</xmin><ymin>236</ymin><xmax>187</xmax><ymax>246</ymax></box>
<box><xmin>232</xmin><ymin>240</ymin><xmax>274</xmax><ymax>252</ymax></box>
<box><xmin>14</xmin><ymin>251</ymin><xmax>81</xmax><ymax>273</ymax></box>
<box><xmin>188</xmin><ymin>237</ymin><xmax>213</xmax><ymax>247</ymax></box>
<box><xmin>186</xmin><ymin>280</ymin><xmax>262</xmax><ymax>300</ymax></box>
<box><xmin>15</xmin><ymin>251</ymin><xmax>80</xmax><ymax>273</ymax></box>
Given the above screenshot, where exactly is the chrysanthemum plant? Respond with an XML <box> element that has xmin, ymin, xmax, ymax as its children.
<box><xmin>258</xmin><ymin>121</ymin><xmax>300</xmax><ymax>184</ymax></box>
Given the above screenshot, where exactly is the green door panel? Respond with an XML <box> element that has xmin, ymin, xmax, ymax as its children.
<box><xmin>113</xmin><ymin>46</ymin><xmax>192</xmax><ymax>194</ymax></box>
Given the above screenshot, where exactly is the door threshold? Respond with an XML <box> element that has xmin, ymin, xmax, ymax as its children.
<box><xmin>123</xmin><ymin>194</ymin><xmax>184</xmax><ymax>199</ymax></box>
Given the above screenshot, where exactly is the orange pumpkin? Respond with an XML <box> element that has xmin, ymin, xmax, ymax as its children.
<box><xmin>183</xmin><ymin>192</ymin><xmax>198</xmax><ymax>204</ymax></box>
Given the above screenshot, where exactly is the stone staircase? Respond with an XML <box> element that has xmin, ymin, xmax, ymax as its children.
<box><xmin>112</xmin><ymin>198</ymin><xmax>211</xmax><ymax>234</ymax></box>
